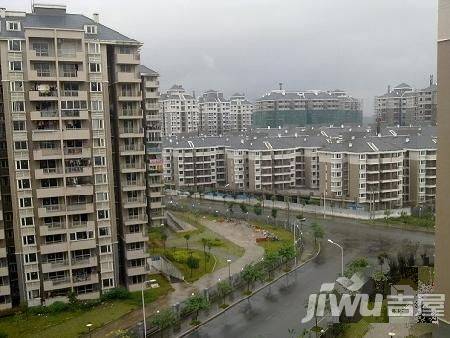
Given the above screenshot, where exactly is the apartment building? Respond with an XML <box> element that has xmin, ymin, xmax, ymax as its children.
<box><xmin>160</xmin><ymin>85</ymin><xmax>199</xmax><ymax>136</ymax></box>
<box><xmin>0</xmin><ymin>4</ymin><xmax>162</xmax><ymax>305</ymax></box>
<box><xmin>198</xmin><ymin>90</ymin><xmax>231</xmax><ymax>135</ymax></box>
<box><xmin>0</xmin><ymin>187</ymin><xmax>11</xmax><ymax>310</ymax></box>
<box><xmin>252</xmin><ymin>89</ymin><xmax>362</xmax><ymax>128</ymax></box>
<box><xmin>163</xmin><ymin>126</ymin><xmax>437</xmax><ymax>210</ymax></box>
<box><xmin>229</xmin><ymin>93</ymin><xmax>253</xmax><ymax>132</ymax></box>
<box><xmin>375</xmin><ymin>78</ymin><xmax>437</xmax><ymax>126</ymax></box>
<box><xmin>141</xmin><ymin>66</ymin><xmax>165</xmax><ymax>228</ymax></box>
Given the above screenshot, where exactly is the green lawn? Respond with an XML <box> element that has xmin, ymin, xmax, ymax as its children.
<box><xmin>0</xmin><ymin>274</ymin><xmax>172</xmax><ymax>338</ymax></box>
<box><xmin>249</xmin><ymin>220</ymin><xmax>293</xmax><ymax>255</ymax></box>
<box><xmin>339</xmin><ymin>301</ymin><xmax>388</xmax><ymax>338</ymax></box>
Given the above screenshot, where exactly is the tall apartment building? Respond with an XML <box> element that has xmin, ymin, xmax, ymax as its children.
<box><xmin>375</xmin><ymin>78</ymin><xmax>437</xmax><ymax>126</ymax></box>
<box><xmin>140</xmin><ymin>66</ymin><xmax>165</xmax><ymax>228</ymax></box>
<box><xmin>0</xmin><ymin>4</ymin><xmax>161</xmax><ymax>305</ymax></box>
<box><xmin>435</xmin><ymin>0</ymin><xmax>450</xmax><ymax>329</ymax></box>
<box><xmin>229</xmin><ymin>93</ymin><xmax>253</xmax><ymax>132</ymax></box>
<box><xmin>160</xmin><ymin>85</ymin><xmax>199</xmax><ymax>136</ymax></box>
<box><xmin>198</xmin><ymin>90</ymin><xmax>231</xmax><ymax>135</ymax></box>
<box><xmin>0</xmin><ymin>187</ymin><xmax>11</xmax><ymax>310</ymax></box>
<box><xmin>252</xmin><ymin>89</ymin><xmax>362</xmax><ymax>128</ymax></box>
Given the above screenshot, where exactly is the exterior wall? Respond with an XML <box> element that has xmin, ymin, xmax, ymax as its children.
<box><xmin>0</xmin><ymin>186</ymin><xmax>12</xmax><ymax>310</ymax></box>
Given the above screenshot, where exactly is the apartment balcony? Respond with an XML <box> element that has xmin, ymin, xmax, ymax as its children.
<box><xmin>28</xmin><ymin>70</ymin><xmax>57</xmax><ymax>81</ymax></box>
<box><xmin>30</xmin><ymin>110</ymin><xmax>59</xmax><ymax>121</ymax></box>
<box><xmin>72</xmin><ymin>273</ymin><xmax>99</xmax><ymax>286</ymax></box>
<box><xmin>123</xmin><ymin>197</ymin><xmax>147</xmax><ymax>208</ymax></box>
<box><xmin>125</xmin><ymin>249</ymin><xmax>148</xmax><ymax>260</ymax></box>
<box><xmin>69</xmin><ymin>239</ymin><xmax>97</xmax><ymax>251</ymax></box>
<box><xmin>64</xmin><ymin>147</ymin><xmax>91</xmax><ymax>158</ymax></box>
<box><xmin>36</xmin><ymin>186</ymin><xmax>66</xmax><ymax>199</ymax></box>
<box><xmin>65</xmin><ymin>166</ymin><xmax>93</xmax><ymax>177</ymax></box>
<box><xmin>60</xmin><ymin>90</ymin><xmax>88</xmax><ymax>101</ymax></box>
<box><xmin>59</xmin><ymin>70</ymin><xmax>86</xmax><ymax>82</ymax></box>
<box><xmin>116</xmin><ymin>52</ymin><xmax>140</xmax><ymax>64</ymax></box>
<box><xmin>145</xmin><ymin>102</ymin><xmax>159</xmax><ymax>111</ymax></box>
<box><xmin>124</xmin><ymin>232</ymin><xmax>149</xmax><ymax>243</ymax></box>
<box><xmin>121</xmin><ymin>163</ymin><xmax>146</xmax><ymax>174</ymax></box>
<box><xmin>41</xmin><ymin>259</ymin><xmax>69</xmax><ymax>273</ymax></box>
<box><xmin>34</xmin><ymin>167</ymin><xmax>64</xmax><ymax>179</ymax></box>
<box><xmin>124</xmin><ymin>214</ymin><xmax>148</xmax><ymax>226</ymax></box>
<box><xmin>116</xmin><ymin>71</ymin><xmax>140</xmax><ymax>83</ymax></box>
<box><xmin>66</xmin><ymin>203</ymin><xmax>94</xmax><ymax>215</ymax></box>
<box><xmin>61</xmin><ymin>110</ymin><xmax>89</xmax><ymax>120</ymax></box>
<box><xmin>118</xmin><ymin>91</ymin><xmax>142</xmax><ymax>101</ymax></box>
<box><xmin>120</xmin><ymin>144</ymin><xmax>145</xmax><ymax>156</ymax></box>
<box><xmin>27</xmin><ymin>49</ymin><xmax>56</xmax><ymax>61</ymax></box>
<box><xmin>71</xmin><ymin>256</ymin><xmax>98</xmax><ymax>269</ymax></box>
<box><xmin>57</xmin><ymin>50</ymin><xmax>85</xmax><ymax>62</ymax></box>
<box><xmin>0</xmin><ymin>248</ymin><xmax>6</xmax><ymax>258</ymax></box>
<box><xmin>43</xmin><ymin>277</ymin><xmax>72</xmax><ymax>291</ymax></box>
<box><xmin>32</xmin><ymin>129</ymin><xmax>61</xmax><ymax>141</ymax></box>
<box><xmin>126</xmin><ymin>265</ymin><xmax>147</xmax><ymax>277</ymax></box>
<box><xmin>29</xmin><ymin>90</ymin><xmax>58</xmax><ymax>101</ymax></box>
<box><xmin>66</xmin><ymin>184</ymin><xmax>94</xmax><ymax>196</ymax></box>
<box><xmin>62</xmin><ymin>128</ymin><xmax>90</xmax><ymax>140</ymax></box>
<box><xmin>149</xmin><ymin>201</ymin><xmax>163</xmax><ymax>209</ymax></box>
<box><xmin>119</xmin><ymin>127</ymin><xmax>144</xmax><ymax>138</ymax></box>
<box><xmin>0</xmin><ymin>285</ymin><xmax>11</xmax><ymax>296</ymax></box>
<box><xmin>40</xmin><ymin>222</ymin><xmax>66</xmax><ymax>236</ymax></box>
<box><xmin>40</xmin><ymin>241</ymin><xmax>68</xmax><ymax>254</ymax></box>
<box><xmin>0</xmin><ymin>266</ymin><xmax>8</xmax><ymax>277</ymax></box>
<box><xmin>119</xmin><ymin>109</ymin><xmax>143</xmax><ymax>119</ymax></box>
<box><xmin>123</xmin><ymin>181</ymin><xmax>146</xmax><ymax>191</ymax></box>
<box><xmin>366</xmin><ymin>158</ymin><xmax>380</xmax><ymax>165</ymax></box>
<box><xmin>69</xmin><ymin>220</ymin><xmax>95</xmax><ymax>230</ymax></box>
<box><xmin>145</xmin><ymin>79</ymin><xmax>159</xmax><ymax>88</ymax></box>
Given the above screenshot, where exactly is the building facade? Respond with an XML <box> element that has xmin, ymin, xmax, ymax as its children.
<box><xmin>0</xmin><ymin>4</ymin><xmax>163</xmax><ymax>306</ymax></box>
<box><xmin>160</xmin><ymin>85</ymin><xmax>199</xmax><ymax>136</ymax></box>
<box><xmin>375</xmin><ymin>78</ymin><xmax>437</xmax><ymax>126</ymax></box>
<box><xmin>252</xmin><ymin>89</ymin><xmax>362</xmax><ymax>128</ymax></box>
<box><xmin>198</xmin><ymin>90</ymin><xmax>231</xmax><ymax>135</ymax></box>
<box><xmin>229</xmin><ymin>93</ymin><xmax>253</xmax><ymax>132</ymax></box>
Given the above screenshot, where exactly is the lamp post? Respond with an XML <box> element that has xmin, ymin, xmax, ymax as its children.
<box><xmin>388</xmin><ymin>333</ymin><xmax>396</xmax><ymax>338</ymax></box>
<box><xmin>86</xmin><ymin>323</ymin><xmax>93</xmax><ymax>338</ymax></box>
<box><xmin>327</xmin><ymin>239</ymin><xmax>344</xmax><ymax>276</ymax></box>
<box><xmin>227</xmin><ymin>259</ymin><xmax>232</xmax><ymax>282</ymax></box>
<box><xmin>141</xmin><ymin>280</ymin><xmax>152</xmax><ymax>338</ymax></box>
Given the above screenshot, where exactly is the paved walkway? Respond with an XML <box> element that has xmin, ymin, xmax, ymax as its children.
<box><xmin>93</xmin><ymin>218</ymin><xmax>264</xmax><ymax>337</ymax></box>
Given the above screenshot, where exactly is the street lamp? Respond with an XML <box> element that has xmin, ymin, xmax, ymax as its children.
<box><xmin>328</xmin><ymin>239</ymin><xmax>344</xmax><ymax>276</ymax></box>
<box><xmin>388</xmin><ymin>333</ymin><xmax>396</xmax><ymax>337</ymax></box>
<box><xmin>86</xmin><ymin>323</ymin><xmax>93</xmax><ymax>338</ymax></box>
<box><xmin>227</xmin><ymin>259</ymin><xmax>232</xmax><ymax>282</ymax></box>
<box><xmin>141</xmin><ymin>280</ymin><xmax>153</xmax><ymax>338</ymax></box>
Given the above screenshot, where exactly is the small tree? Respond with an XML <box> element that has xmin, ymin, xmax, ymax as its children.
<box><xmin>186</xmin><ymin>255</ymin><xmax>200</xmax><ymax>277</ymax></box>
<box><xmin>217</xmin><ymin>280</ymin><xmax>233</xmax><ymax>306</ymax></box>
<box><xmin>184</xmin><ymin>295</ymin><xmax>209</xmax><ymax>323</ymax></box>
<box><xmin>240</xmin><ymin>203</ymin><xmax>248</xmax><ymax>214</ymax></box>
<box><xmin>161</xmin><ymin>233</ymin><xmax>168</xmax><ymax>252</ymax></box>
<box><xmin>206</xmin><ymin>241</ymin><xmax>212</xmax><ymax>261</ymax></box>
<box><xmin>228</xmin><ymin>202</ymin><xmax>235</xmax><ymax>214</ymax></box>
<box><xmin>263</xmin><ymin>251</ymin><xmax>280</xmax><ymax>279</ymax></box>
<box><xmin>384</xmin><ymin>209</ymin><xmax>391</xmax><ymax>223</ymax></box>
<box><xmin>278</xmin><ymin>245</ymin><xmax>296</xmax><ymax>270</ymax></box>
<box><xmin>344</xmin><ymin>257</ymin><xmax>369</xmax><ymax>278</ymax></box>
<box><xmin>253</xmin><ymin>203</ymin><xmax>262</xmax><ymax>216</ymax></box>
<box><xmin>241</xmin><ymin>263</ymin><xmax>264</xmax><ymax>293</ymax></box>
<box><xmin>184</xmin><ymin>233</ymin><xmax>191</xmax><ymax>251</ymax></box>
<box><xmin>311</xmin><ymin>222</ymin><xmax>325</xmax><ymax>246</ymax></box>
<box><xmin>271</xmin><ymin>208</ymin><xmax>278</xmax><ymax>224</ymax></box>
<box><xmin>151</xmin><ymin>308</ymin><xmax>177</xmax><ymax>337</ymax></box>
<box><xmin>377</xmin><ymin>252</ymin><xmax>388</xmax><ymax>273</ymax></box>
<box><xmin>200</xmin><ymin>238</ymin><xmax>209</xmax><ymax>272</ymax></box>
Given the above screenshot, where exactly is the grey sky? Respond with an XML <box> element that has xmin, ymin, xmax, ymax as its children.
<box><xmin>6</xmin><ymin>0</ymin><xmax>437</xmax><ymax>115</ymax></box>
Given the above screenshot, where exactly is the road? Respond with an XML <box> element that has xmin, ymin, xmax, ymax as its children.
<box><xmin>171</xmin><ymin>197</ymin><xmax>434</xmax><ymax>338</ymax></box>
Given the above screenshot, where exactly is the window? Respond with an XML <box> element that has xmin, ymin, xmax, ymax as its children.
<box><xmin>94</xmin><ymin>156</ymin><xmax>106</xmax><ymax>166</ymax></box>
<box><xmin>90</xmin><ymin>82</ymin><xmax>102</xmax><ymax>92</ymax></box>
<box><xmin>26</xmin><ymin>272</ymin><xmax>39</xmax><ymax>281</ymax></box>
<box><xmin>32</xmin><ymin>42</ymin><xmax>49</xmax><ymax>56</ymax></box>
<box><xmin>87</xmin><ymin>42</ymin><xmax>100</xmax><ymax>54</ymax></box>
<box><xmin>22</xmin><ymin>235</ymin><xmax>35</xmax><ymax>245</ymax></box>
<box><xmin>84</xmin><ymin>25</ymin><xmax>98</xmax><ymax>34</ymax></box>
<box><xmin>96</xmin><ymin>192</ymin><xmax>108</xmax><ymax>202</ymax></box>
<box><xmin>91</xmin><ymin>100</ymin><xmax>103</xmax><ymax>111</ymax></box>
<box><xmin>25</xmin><ymin>253</ymin><xmax>37</xmax><ymax>264</ymax></box>
<box><xmin>95</xmin><ymin>174</ymin><xmax>108</xmax><ymax>184</ymax></box>
<box><xmin>97</xmin><ymin>209</ymin><xmax>109</xmax><ymax>220</ymax></box>
<box><xmin>9</xmin><ymin>61</ymin><xmax>22</xmax><ymax>72</ymax></box>
<box><xmin>21</xmin><ymin>217</ymin><xmax>34</xmax><ymax>227</ymax></box>
<box><xmin>13</xmin><ymin>121</ymin><xmax>25</xmax><ymax>132</ymax></box>
<box><xmin>99</xmin><ymin>227</ymin><xmax>110</xmax><ymax>237</ymax></box>
<box><xmin>92</xmin><ymin>118</ymin><xmax>104</xmax><ymax>129</ymax></box>
<box><xmin>18</xmin><ymin>179</ymin><xmax>31</xmax><ymax>190</ymax></box>
<box><xmin>6</xmin><ymin>21</ymin><xmax>20</xmax><ymax>31</ymax></box>
<box><xmin>100</xmin><ymin>245</ymin><xmax>112</xmax><ymax>254</ymax></box>
<box><xmin>102</xmin><ymin>278</ymin><xmax>114</xmax><ymax>288</ymax></box>
<box><xmin>69</xmin><ymin>231</ymin><xmax>94</xmax><ymax>241</ymax></box>
<box><xmin>34</xmin><ymin>63</ymin><xmax>50</xmax><ymax>77</ymax></box>
<box><xmin>89</xmin><ymin>62</ymin><xmax>101</xmax><ymax>73</ymax></box>
<box><xmin>93</xmin><ymin>138</ymin><xmax>105</xmax><ymax>148</ymax></box>
<box><xmin>12</xmin><ymin>101</ymin><xmax>25</xmax><ymax>112</ymax></box>
<box><xmin>10</xmin><ymin>81</ymin><xmax>24</xmax><ymax>92</ymax></box>
<box><xmin>120</xmin><ymin>64</ymin><xmax>132</xmax><ymax>72</ymax></box>
<box><xmin>14</xmin><ymin>141</ymin><xmax>27</xmax><ymax>150</ymax></box>
<box><xmin>19</xmin><ymin>197</ymin><xmax>32</xmax><ymax>208</ymax></box>
<box><xmin>16</xmin><ymin>160</ymin><xmax>29</xmax><ymax>170</ymax></box>
<box><xmin>8</xmin><ymin>40</ymin><xmax>21</xmax><ymax>51</ymax></box>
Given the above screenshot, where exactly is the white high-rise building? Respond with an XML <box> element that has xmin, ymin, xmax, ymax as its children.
<box><xmin>230</xmin><ymin>93</ymin><xmax>253</xmax><ymax>131</ymax></box>
<box><xmin>198</xmin><ymin>90</ymin><xmax>231</xmax><ymax>135</ymax></box>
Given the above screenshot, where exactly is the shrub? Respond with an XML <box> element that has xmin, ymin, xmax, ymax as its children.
<box><xmin>101</xmin><ymin>287</ymin><xmax>131</xmax><ymax>301</ymax></box>
<box><xmin>0</xmin><ymin>331</ymin><xmax>7</xmax><ymax>338</ymax></box>
<box><xmin>27</xmin><ymin>306</ymin><xmax>48</xmax><ymax>315</ymax></box>
<box><xmin>47</xmin><ymin>301</ymin><xmax>70</xmax><ymax>314</ymax></box>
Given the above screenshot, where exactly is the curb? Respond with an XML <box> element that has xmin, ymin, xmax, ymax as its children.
<box><xmin>176</xmin><ymin>242</ymin><xmax>322</xmax><ymax>337</ymax></box>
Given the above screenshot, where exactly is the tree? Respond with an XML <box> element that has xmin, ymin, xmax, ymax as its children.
<box><xmin>241</xmin><ymin>263</ymin><xmax>264</xmax><ymax>293</ymax></box>
<box><xmin>271</xmin><ymin>208</ymin><xmax>278</xmax><ymax>224</ymax></box>
<box><xmin>377</xmin><ymin>252</ymin><xmax>388</xmax><ymax>273</ymax></box>
<box><xmin>372</xmin><ymin>271</ymin><xmax>388</xmax><ymax>296</ymax></box>
<box><xmin>344</xmin><ymin>257</ymin><xmax>369</xmax><ymax>278</ymax></box>
<box><xmin>151</xmin><ymin>309</ymin><xmax>177</xmax><ymax>337</ymax></box>
<box><xmin>184</xmin><ymin>233</ymin><xmax>191</xmax><ymax>251</ymax></box>
<box><xmin>184</xmin><ymin>295</ymin><xmax>209</xmax><ymax>323</ymax></box>
<box><xmin>186</xmin><ymin>255</ymin><xmax>200</xmax><ymax>277</ymax></box>
<box><xmin>240</xmin><ymin>203</ymin><xmax>248</xmax><ymax>214</ymax></box>
<box><xmin>263</xmin><ymin>251</ymin><xmax>280</xmax><ymax>279</ymax></box>
<box><xmin>384</xmin><ymin>209</ymin><xmax>392</xmax><ymax>223</ymax></box>
<box><xmin>161</xmin><ymin>233</ymin><xmax>168</xmax><ymax>252</ymax></box>
<box><xmin>278</xmin><ymin>245</ymin><xmax>296</xmax><ymax>270</ymax></box>
<box><xmin>200</xmin><ymin>238</ymin><xmax>209</xmax><ymax>272</ymax></box>
<box><xmin>253</xmin><ymin>203</ymin><xmax>262</xmax><ymax>216</ymax></box>
<box><xmin>206</xmin><ymin>241</ymin><xmax>212</xmax><ymax>261</ymax></box>
<box><xmin>228</xmin><ymin>202</ymin><xmax>235</xmax><ymax>214</ymax></box>
<box><xmin>310</xmin><ymin>222</ymin><xmax>325</xmax><ymax>246</ymax></box>
<box><xmin>217</xmin><ymin>280</ymin><xmax>233</xmax><ymax>306</ymax></box>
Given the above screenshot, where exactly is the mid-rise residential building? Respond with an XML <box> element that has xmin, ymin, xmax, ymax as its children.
<box><xmin>141</xmin><ymin>66</ymin><xmax>165</xmax><ymax>228</ymax></box>
<box><xmin>0</xmin><ymin>4</ymin><xmax>163</xmax><ymax>306</ymax></box>
<box><xmin>198</xmin><ymin>90</ymin><xmax>231</xmax><ymax>135</ymax></box>
<box><xmin>375</xmin><ymin>78</ymin><xmax>437</xmax><ymax>126</ymax></box>
<box><xmin>229</xmin><ymin>93</ymin><xmax>253</xmax><ymax>132</ymax></box>
<box><xmin>160</xmin><ymin>85</ymin><xmax>199</xmax><ymax>136</ymax></box>
<box><xmin>252</xmin><ymin>89</ymin><xmax>362</xmax><ymax>128</ymax></box>
<box><xmin>163</xmin><ymin>126</ymin><xmax>437</xmax><ymax>211</ymax></box>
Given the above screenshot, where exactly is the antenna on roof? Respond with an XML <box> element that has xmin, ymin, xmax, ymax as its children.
<box><xmin>279</xmin><ymin>82</ymin><xmax>283</xmax><ymax>90</ymax></box>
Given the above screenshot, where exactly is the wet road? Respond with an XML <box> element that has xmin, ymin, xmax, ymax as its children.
<box><xmin>173</xmin><ymin>197</ymin><xmax>434</xmax><ymax>338</ymax></box>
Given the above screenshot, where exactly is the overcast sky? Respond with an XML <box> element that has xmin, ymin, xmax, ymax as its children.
<box><xmin>6</xmin><ymin>0</ymin><xmax>438</xmax><ymax>115</ymax></box>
